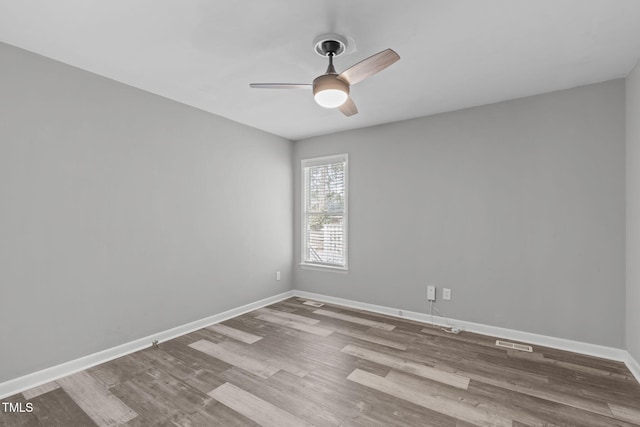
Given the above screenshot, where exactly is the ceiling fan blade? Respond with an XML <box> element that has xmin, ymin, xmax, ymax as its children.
<box><xmin>339</xmin><ymin>96</ymin><xmax>358</xmax><ymax>117</ymax></box>
<box><xmin>338</xmin><ymin>49</ymin><xmax>400</xmax><ymax>86</ymax></box>
<box><xmin>249</xmin><ymin>83</ymin><xmax>311</xmax><ymax>89</ymax></box>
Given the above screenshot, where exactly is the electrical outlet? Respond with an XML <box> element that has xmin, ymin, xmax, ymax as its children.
<box><xmin>427</xmin><ymin>285</ymin><xmax>436</xmax><ymax>302</ymax></box>
<box><xmin>276</xmin><ymin>271</ymin><xmax>281</xmax><ymax>281</ymax></box>
<box><xmin>443</xmin><ymin>288</ymin><xmax>451</xmax><ymax>300</ymax></box>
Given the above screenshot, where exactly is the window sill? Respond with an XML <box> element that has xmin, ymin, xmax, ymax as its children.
<box><xmin>299</xmin><ymin>263</ymin><xmax>349</xmax><ymax>274</ymax></box>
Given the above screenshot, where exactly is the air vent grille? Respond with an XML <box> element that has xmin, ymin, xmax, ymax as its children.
<box><xmin>495</xmin><ymin>340</ymin><xmax>533</xmax><ymax>352</ymax></box>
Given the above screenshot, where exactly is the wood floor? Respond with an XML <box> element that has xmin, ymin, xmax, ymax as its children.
<box><xmin>2</xmin><ymin>297</ymin><xmax>640</xmax><ymax>426</ymax></box>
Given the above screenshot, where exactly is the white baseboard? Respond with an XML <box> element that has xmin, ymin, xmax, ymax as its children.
<box><xmin>626</xmin><ymin>352</ymin><xmax>640</xmax><ymax>383</ymax></box>
<box><xmin>293</xmin><ymin>290</ymin><xmax>630</xmax><ymax>364</ymax></box>
<box><xmin>0</xmin><ymin>290</ymin><xmax>294</xmax><ymax>400</ymax></box>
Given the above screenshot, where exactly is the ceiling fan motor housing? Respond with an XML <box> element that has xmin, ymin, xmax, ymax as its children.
<box><xmin>313</xmin><ymin>74</ymin><xmax>349</xmax><ymax>96</ymax></box>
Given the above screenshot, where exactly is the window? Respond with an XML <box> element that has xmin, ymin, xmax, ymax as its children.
<box><xmin>301</xmin><ymin>154</ymin><xmax>348</xmax><ymax>270</ymax></box>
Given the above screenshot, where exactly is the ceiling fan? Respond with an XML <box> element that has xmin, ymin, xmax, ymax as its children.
<box><xmin>250</xmin><ymin>35</ymin><xmax>400</xmax><ymax>117</ymax></box>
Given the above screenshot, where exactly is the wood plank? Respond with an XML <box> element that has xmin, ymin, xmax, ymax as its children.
<box><xmin>256</xmin><ymin>307</ymin><xmax>320</xmax><ymax>325</ymax></box>
<box><xmin>135</xmin><ymin>347</ymin><xmax>198</xmax><ymax>381</ymax></box>
<box><xmin>341</xmin><ymin>344</ymin><xmax>469</xmax><ymax>390</ymax></box>
<box><xmin>334</xmin><ymin>327</ymin><xmax>408</xmax><ymax>350</ymax></box>
<box><xmin>308</xmin><ymin>364</ymin><xmax>458</xmax><ymax>427</ymax></box>
<box><xmin>208</xmin><ymin>382</ymin><xmax>313</xmax><ymax>427</ymax></box>
<box><xmin>57</xmin><ymin>371</ymin><xmax>137</xmax><ymax>426</ymax></box>
<box><xmin>508</xmin><ymin>349</ymin><xmax>632</xmax><ymax>381</ymax></box>
<box><xmin>169</xmin><ymin>407</ymin><xmax>256</xmax><ymax>427</ymax></box>
<box><xmin>108</xmin><ymin>377</ymin><xmax>177</xmax><ymax>425</ymax></box>
<box><xmin>30</xmin><ymin>387</ymin><xmax>98</xmax><ymax>426</ymax></box>
<box><xmin>347</xmin><ymin>368</ymin><xmax>512</xmax><ymax>427</ymax></box>
<box><xmin>207</xmin><ymin>323</ymin><xmax>263</xmax><ymax>344</ymax></box>
<box><xmin>155</xmin><ymin>338</ymin><xmax>234</xmax><ymax>373</ymax></box>
<box><xmin>386</xmin><ymin>370</ymin><xmax>552</xmax><ymax>427</ymax></box>
<box><xmin>467</xmin><ymin>375</ymin><xmax>637</xmax><ymax>427</ymax></box>
<box><xmin>189</xmin><ymin>339</ymin><xmax>280</xmax><ymax>379</ymax></box>
<box><xmin>303</xmin><ymin>300</ymin><xmax>324</xmax><ymax>307</ymax></box>
<box><xmin>86</xmin><ymin>352</ymin><xmax>150</xmax><ymax>389</ymax></box>
<box><xmin>313</xmin><ymin>308</ymin><xmax>396</xmax><ymax>330</ymax></box>
<box><xmin>256</xmin><ymin>313</ymin><xmax>333</xmax><ymax>336</ymax></box>
<box><xmin>266</xmin><ymin>369</ymin><xmax>364</xmax><ymax>421</ymax></box>
<box><xmin>215</xmin><ymin>339</ymin><xmax>310</xmax><ymax>377</ymax></box>
<box><xmin>22</xmin><ymin>381</ymin><xmax>60</xmax><ymax>400</ymax></box>
<box><xmin>608</xmin><ymin>403</ymin><xmax>640</xmax><ymax>424</ymax></box>
<box><xmin>453</xmin><ymin>365</ymin><xmax>616</xmax><ymax>418</ymax></box>
<box><xmin>220</xmin><ymin>367</ymin><xmax>344</xmax><ymax>426</ymax></box>
<box><xmin>426</xmin><ymin>353</ymin><xmax>551</xmax><ymax>388</ymax></box>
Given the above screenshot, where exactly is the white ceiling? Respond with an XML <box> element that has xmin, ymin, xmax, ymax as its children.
<box><xmin>2</xmin><ymin>1</ymin><xmax>640</xmax><ymax>140</ymax></box>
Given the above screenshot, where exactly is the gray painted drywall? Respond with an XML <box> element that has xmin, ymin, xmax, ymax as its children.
<box><xmin>627</xmin><ymin>61</ymin><xmax>640</xmax><ymax>362</ymax></box>
<box><xmin>0</xmin><ymin>43</ymin><xmax>293</xmax><ymax>383</ymax></box>
<box><xmin>294</xmin><ymin>80</ymin><xmax>626</xmax><ymax>348</ymax></box>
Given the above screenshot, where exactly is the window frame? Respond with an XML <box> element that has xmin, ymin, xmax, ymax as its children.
<box><xmin>300</xmin><ymin>153</ymin><xmax>349</xmax><ymax>272</ymax></box>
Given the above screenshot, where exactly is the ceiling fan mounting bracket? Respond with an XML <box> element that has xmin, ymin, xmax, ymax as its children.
<box><xmin>313</xmin><ymin>33</ymin><xmax>348</xmax><ymax>57</ymax></box>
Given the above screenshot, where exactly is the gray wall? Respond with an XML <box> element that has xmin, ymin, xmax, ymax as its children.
<box><xmin>294</xmin><ymin>80</ymin><xmax>626</xmax><ymax>348</ymax></box>
<box><xmin>627</xmin><ymin>61</ymin><xmax>640</xmax><ymax>362</ymax></box>
<box><xmin>0</xmin><ymin>43</ymin><xmax>293</xmax><ymax>382</ymax></box>
<box><xmin>0</xmin><ymin>39</ymin><xmax>630</xmax><ymax>385</ymax></box>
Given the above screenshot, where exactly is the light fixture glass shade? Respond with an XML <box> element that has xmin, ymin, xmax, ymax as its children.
<box><xmin>314</xmin><ymin>89</ymin><xmax>348</xmax><ymax>108</ymax></box>
<box><xmin>313</xmin><ymin>74</ymin><xmax>349</xmax><ymax>108</ymax></box>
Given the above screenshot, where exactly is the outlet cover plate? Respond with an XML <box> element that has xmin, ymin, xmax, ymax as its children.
<box><xmin>427</xmin><ymin>286</ymin><xmax>436</xmax><ymax>302</ymax></box>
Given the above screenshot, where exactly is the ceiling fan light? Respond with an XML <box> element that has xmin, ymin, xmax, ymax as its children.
<box><xmin>313</xmin><ymin>74</ymin><xmax>349</xmax><ymax>108</ymax></box>
<box><xmin>314</xmin><ymin>89</ymin><xmax>348</xmax><ymax>108</ymax></box>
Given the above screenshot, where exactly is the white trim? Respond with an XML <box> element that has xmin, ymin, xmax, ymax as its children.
<box><xmin>292</xmin><ymin>290</ymin><xmax>628</xmax><ymax>363</ymax></box>
<box><xmin>300</xmin><ymin>153</ymin><xmax>348</xmax><ymax>168</ymax></box>
<box><xmin>299</xmin><ymin>263</ymin><xmax>349</xmax><ymax>273</ymax></box>
<box><xmin>626</xmin><ymin>352</ymin><xmax>640</xmax><ymax>383</ymax></box>
<box><xmin>0</xmin><ymin>291</ymin><xmax>294</xmax><ymax>400</ymax></box>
